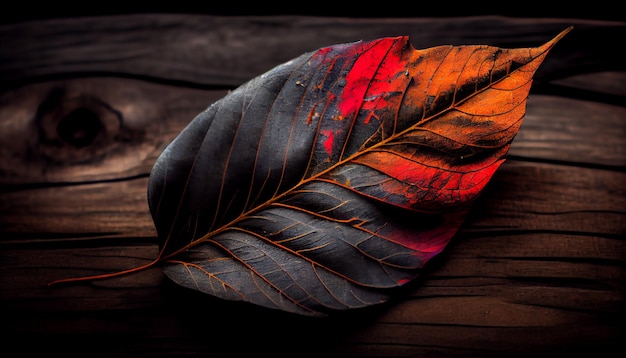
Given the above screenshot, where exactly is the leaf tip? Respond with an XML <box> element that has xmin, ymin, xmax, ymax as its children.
<box><xmin>549</xmin><ymin>26</ymin><xmax>574</xmax><ymax>47</ymax></box>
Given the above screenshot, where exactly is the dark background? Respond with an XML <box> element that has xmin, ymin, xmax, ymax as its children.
<box><xmin>1</xmin><ymin>2</ymin><xmax>622</xmax><ymax>25</ymax></box>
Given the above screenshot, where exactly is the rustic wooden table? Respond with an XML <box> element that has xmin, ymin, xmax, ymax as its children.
<box><xmin>1</xmin><ymin>14</ymin><xmax>624</xmax><ymax>357</ymax></box>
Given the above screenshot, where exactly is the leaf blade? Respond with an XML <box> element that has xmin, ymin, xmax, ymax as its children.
<box><xmin>149</xmin><ymin>28</ymin><xmax>571</xmax><ymax>316</ymax></box>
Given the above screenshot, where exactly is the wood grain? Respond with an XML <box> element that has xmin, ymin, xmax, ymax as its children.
<box><xmin>1</xmin><ymin>15</ymin><xmax>624</xmax><ymax>87</ymax></box>
<box><xmin>1</xmin><ymin>14</ymin><xmax>624</xmax><ymax>357</ymax></box>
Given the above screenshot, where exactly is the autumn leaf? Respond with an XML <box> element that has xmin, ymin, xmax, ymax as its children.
<box><xmin>50</xmin><ymin>27</ymin><xmax>572</xmax><ymax>316</ymax></box>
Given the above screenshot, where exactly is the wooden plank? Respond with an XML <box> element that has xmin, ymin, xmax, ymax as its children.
<box><xmin>2</xmin><ymin>160</ymin><xmax>623</xmax><ymax>242</ymax></box>
<box><xmin>1</xmin><ymin>83</ymin><xmax>624</xmax><ymax>186</ymax></box>
<box><xmin>1</xmin><ymin>15</ymin><xmax>624</xmax><ymax>87</ymax></box>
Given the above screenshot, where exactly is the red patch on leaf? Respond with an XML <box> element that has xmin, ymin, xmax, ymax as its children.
<box><xmin>356</xmin><ymin>151</ymin><xmax>504</xmax><ymax>210</ymax></box>
<box><xmin>338</xmin><ymin>37</ymin><xmax>408</xmax><ymax>118</ymax></box>
<box><xmin>320</xmin><ymin>129</ymin><xmax>335</xmax><ymax>155</ymax></box>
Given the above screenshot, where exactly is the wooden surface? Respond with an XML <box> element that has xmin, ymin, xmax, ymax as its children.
<box><xmin>1</xmin><ymin>14</ymin><xmax>624</xmax><ymax>357</ymax></box>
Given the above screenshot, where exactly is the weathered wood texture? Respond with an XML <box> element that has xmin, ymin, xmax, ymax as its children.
<box><xmin>1</xmin><ymin>15</ymin><xmax>624</xmax><ymax>357</ymax></box>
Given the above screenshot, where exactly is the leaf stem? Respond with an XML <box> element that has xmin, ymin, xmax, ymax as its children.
<box><xmin>47</xmin><ymin>258</ymin><xmax>159</xmax><ymax>287</ymax></box>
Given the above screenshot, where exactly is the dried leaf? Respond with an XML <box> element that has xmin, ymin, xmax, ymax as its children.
<box><xmin>51</xmin><ymin>27</ymin><xmax>572</xmax><ymax>316</ymax></box>
<box><xmin>148</xmin><ymin>28</ymin><xmax>572</xmax><ymax>316</ymax></box>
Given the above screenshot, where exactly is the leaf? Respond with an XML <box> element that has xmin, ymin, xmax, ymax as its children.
<box><xmin>147</xmin><ymin>28</ymin><xmax>572</xmax><ymax>316</ymax></box>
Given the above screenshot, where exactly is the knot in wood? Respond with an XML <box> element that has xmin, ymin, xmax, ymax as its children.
<box><xmin>36</xmin><ymin>88</ymin><xmax>122</xmax><ymax>164</ymax></box>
